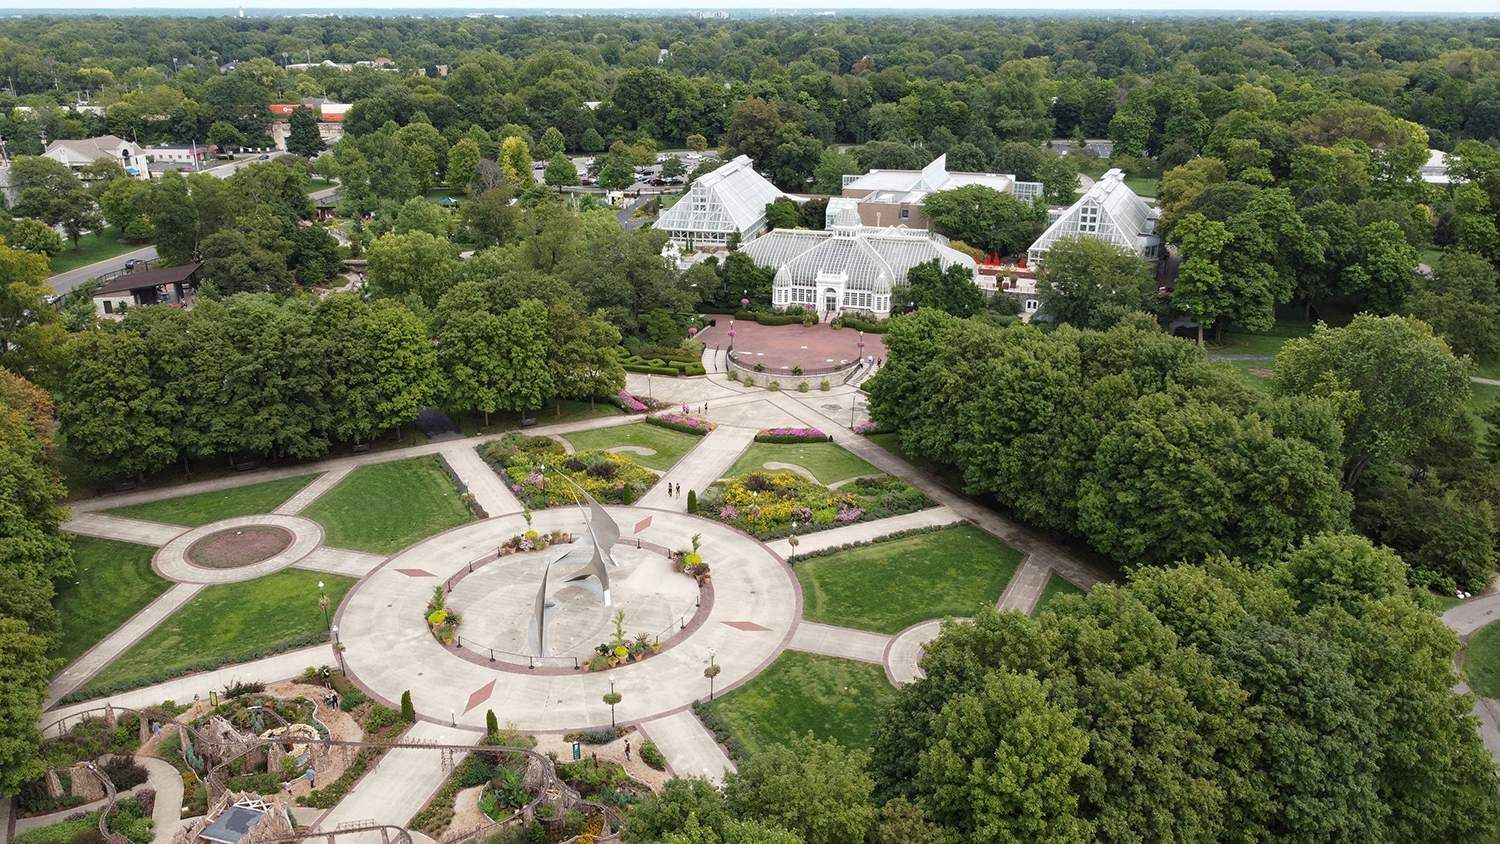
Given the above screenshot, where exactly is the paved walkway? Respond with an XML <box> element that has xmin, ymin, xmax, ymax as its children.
<box><xmin>62</xmin><ymin>513</ymin><xmax>183</xmax><ymax>546</ymax></box>
<box><xmin>274</xmin><ymin>468</ymin><xmax>352</xmax><ymax>515</ymax></box>
<box><xmin>312</xmin><ymin>721</ymin><xmax>478</xmax><ymax>840</ymax></box>
<box><xmin>439</xmin><ymin>445</ymin><xmax>522</xmax><ymax>516</ymax></box>
<box><xmin>46</xmin><ymin>583</ymin><xmax>204</xmax><ymax>707</ymax></box>
<box><xmin>1443</xmin><ymin>595</ymin><xmax>1500</xmax><ymax>636</ymax></box>
<box><xmin>638</xmin><ymin>710</ymin><xmax>735</xmax><ymax>784</ymax></box>
<box><xmin>42</xmin><ymin>644</ymin><xmax>331</xmax><ymax>725</ymax></box>
<box><xmin>140</xmin><ymin>755</ymin><xmax>187</xmax><ymax>844</ymax></box>
<box><xmin>294</xmin><ymin>547</ymin><xmax>388</xmax><ymax>578</ymax></box>
<box><xmin>884</xmin><ymin>620</ymin><xmax>943</xmax><ymax>686</ymax></box>
<box><xmin>788</xmin><ymin>622</ymin><xmax>889</xmax><ymax>664</ymax></box>
<box><xmin>635</xmin><ymin>426</ymin><xmax>756</xmax><ymax>511</ymax></box>
<box><xmin>765</xmin><ymin>506</ymin><xmax>962</xmax><ymax>558</ymax></box>
<box><xmin>995</xmin><ymin>555</ymin><xmax>1052</xmax><ymax>614</ymax></box>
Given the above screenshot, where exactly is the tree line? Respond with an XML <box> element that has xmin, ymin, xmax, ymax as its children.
<box><xmin>625</xmin><ymin>533</ymin><xmax>1495</xmax><ymax>843</ymax></box>
<box><xmin>58</xmin><ymin>289</ymin><xmax>625</xmax><ymax>483</ymax></box>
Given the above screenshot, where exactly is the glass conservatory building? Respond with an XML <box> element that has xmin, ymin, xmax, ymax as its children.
<box><xmin>1027</xmin><ymin>168</ymin><xmax>1160</xmax><ymax>265</ymax></box>
<box><xmin>656</xmin><ymin>155</ymin><xmax>786</xmax><ymax>250</ymax></box>
<box><xmin>741</xmin><ymin>207</ymin><xmax>979</xmax><ymax>318</ymax></box>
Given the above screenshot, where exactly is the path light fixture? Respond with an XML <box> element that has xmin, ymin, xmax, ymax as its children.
<box><xmin>705</xmin><ymin>649</ymin><xmax>721</xmax><ymax>701</ymax></box>
<box><xmin>318</xmin><ymin>580</ymin><xmax>330</xmax><ymax>627</ymax></box>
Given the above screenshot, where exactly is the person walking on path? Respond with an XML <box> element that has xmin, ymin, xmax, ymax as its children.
<box><xmin>624</xmin><ymin>739</ymin><xmax>631</xmax><ymax>760</ymax></box>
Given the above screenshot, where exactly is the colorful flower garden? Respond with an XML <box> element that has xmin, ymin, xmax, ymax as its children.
<box><xmin>699</xmin><ymin>470</ymin><xmax>929</xmax><ymax>539</ymax></box>
<box><xmin>478</xmin><ymin>434</ymin><xmax>659</xmax><ymax>508</ymax></box>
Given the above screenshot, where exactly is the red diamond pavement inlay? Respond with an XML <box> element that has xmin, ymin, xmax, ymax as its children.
<box><xmin>464</xmin><ymin>679</ymin><xmax>495</xmax><ymax>714</ymax></box>
<box><xmin>396</xmin><ymin>568</ymin><xmax>436</xmax><ymax>577</ymax></box>
<box><xmin>722</xmin><ymin>620</ymin><xmax>771</xmax><ymax>632</ymax></box>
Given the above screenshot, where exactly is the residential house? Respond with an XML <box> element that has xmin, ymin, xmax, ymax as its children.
<box><xmin>43</xmin><ymin>135</ymin><xmax>150</xmax><ymax>179</ymax></box>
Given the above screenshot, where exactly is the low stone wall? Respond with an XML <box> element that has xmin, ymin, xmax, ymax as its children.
<box><xmin>725</xmin><ymin>353</ymin><xmax>857</xmax><ymax>391</ymax></box>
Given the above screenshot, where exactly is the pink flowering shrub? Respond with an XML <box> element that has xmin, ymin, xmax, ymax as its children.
<box><xmin>648</xmin><ymin>413</ymin><xmax>717</xmax><ymax>436</ymax></box>
<box><xmin>754</xmin><ymin>427</ymin><xmax>831</xmax><ymax>443</ymax></box>
<box><xmin>853</xmin><ymin>420</ymin><xmax>885</xmax><ymax>435</ymax></box>
<box><xmin>615</xmin><ymin>390</ymin><xmax>648</xmax><ymax>413</ymax></box>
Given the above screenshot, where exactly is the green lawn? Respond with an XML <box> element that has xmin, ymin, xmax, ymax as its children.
<box><xmin>51</xmin><ymin>537</ymin><xmax>171</xmax><ymax>665</ymax></box>
<box><xmin>795</xmin><ymin>524</ymin><xmax>1020</xmax><ymax>634</ymax></box>
<box><xmin>705</xmin><ymin>651</ymin><xmax>897</xmax><ymax>755</ymax></box>
<box><xmin>106</xmin><ymin>474</ymin><xmax>317</xmax><ymax>526</ymax></box>
<box><xmin>725</xmin><ymin>441</ymin><xmax>877</xmax><ymax>485</ymax></box>
<box><xmin>1466</xmin><ymin>620</ymin><xmax>1500</xmax><ymax>698</ymax></box>
<box><xmin>453</xmin><ymin>400</ymin><xmax>623</xmax><ymax>438</ymax></box>
<box><xmin>74</xmin><ymin>569</ymin><xmax>354</xmax><ymax>699</ymax></box>
<box><xmin>562</xmin><ymin>422</ymin><xmax>701</xmax><ymax>472</ymax></box>
<box><xmin>1033</xmin><ymin>574</ymin><xmax>1086</xmax><ymax>615</ymax></box>
<box><xmin>48</xmin><ymin>228</ymin><xmax>141</xmax><ymax>274</ymax></box>
<box><xmin>864</xmin><ymin>430</ymin><xmax>965</xmax><ymax>489</ymax></box>
<box><xmin>1124</xmin><ymin>176</ymin><xmax>1158</xmax><ymax>198</ymax></box>
<box><xmin>304</xmin><ymin>456</ymin><xmax>473</xmax><ymax>554</ymax></box>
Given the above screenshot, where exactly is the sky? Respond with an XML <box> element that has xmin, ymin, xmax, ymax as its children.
<box><xmin>2</xmin><ymin>0</ymin><xmax>1496</xmax><ymax>12</ymax></box>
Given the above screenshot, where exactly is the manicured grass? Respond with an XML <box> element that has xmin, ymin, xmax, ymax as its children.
<box><xmin>794</xmin><ymin>524</ymin><xmax>1020</xmax><ymax>634</ymax></box>
<box><xmin>562</xmin><ymin>422</ymin><xmax>701</xmax><ymax>472</ymax></box>
<box><xmin>106</xmin><ymin>474</ymin><xmax>317</xmax><ymax>526</ymax></box>
<box><xmin>1467</xmin><ymin>619</ymin><xmax>1500</xmax><ymax>698</ymax></box>
<box><xmin>304</xmin><ymin>456</ymin><xmax>473</xmax><ymax>554</ymax></box>
<box><xmin>453</xmin><ymin>400</ymin><xmax>623</xmax><ymax>438</ymax></box>
<box><xmin>1124</xmin><ymin>176</ymin><xmax>1158</xmax><ymax>198</ymax></box>
<box><xmin>1033</xmin><ymin>574</ymin><xmax>1086</xmax><ymax>615</ymax></box>
<box><xmin>51</xmin><ymin>537</ymin><xmax>171</xmax><ymax>665</ymax></box>
<box><xmin>1432</xmin><ymin>592</ymin><xmax>1465</xmax><ymax>612</ymax></box>
<box><xmin>47</xmin><ymin>227</ymin><xmax>141</xmax><ymax>274</ymax></box>
<box><xmin>725</xmin><ymin>441</ymin><xmax>877</xmax><ymax>485</ymax></box>
<box><xmin>705</xmin><ymin>651</ymin><xmax>897</xmax><ymax>755</ymax></box>
<box><xmin>864</xmin><ymin>431</ymin><xmax>964</xmax><ymax>488</ymax></box>
<box><xmin>74</xmin><ymin>569</ymin><xmax>354</xmax><ymax>699</ymax></box>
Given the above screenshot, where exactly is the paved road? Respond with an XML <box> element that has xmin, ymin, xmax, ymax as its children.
<box><xmin>47</xmin><ymin>244</ymin><xmax>158</xmax><ymax>296</ymax></box>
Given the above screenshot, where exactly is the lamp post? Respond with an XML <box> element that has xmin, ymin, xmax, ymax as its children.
<box><xmin>330</xmin><ymin>625</ymin><xmax>345</xmax><ymax>674</ymax></box>
<box><xmin>788</xmin><ymin>521</ymin><xmax>799</xmax><ymax>556</ymax></box>
<box><xmin>704</xmin><ymin>649</ymin><xmax>721</xmax><ymax>701</ymax></box>
<box><xmin>603</xmin><ymin>679</ymin><xmax>622</xmax><ymax>728</ymax></box>
<box><xmin>857</xmin><ymin>330</ymin><xmax>865</xmax><ymax>362</ymax></box>
<box><xmin>317</xmin><ymin>580</ymin><xmax>330</xmax><ymax>628</ymax></box>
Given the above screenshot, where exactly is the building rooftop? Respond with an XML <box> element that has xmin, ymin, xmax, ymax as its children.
<box><xmin>93</xmin><ymin>262</ymin><xmax>202</xmax><ymax>296</ymax></box>
<box><xmin>743</xmin><ymin>219</ymin><xmax>976</xmax><ymax>293</ymax></box>
<box><xmin>841</xmin><ymin>154</ymin><xmax>1017</xmax><ymax>204</ymax></box>
<box><xmin>656</xmin><ymin>154</ymin><xmax>785</xmax><ymax>237</ymax></box>
<box><xmin>45</xmin><ymin>135</ymin><xmax>133</xmax><ymax>161</ymax></box>
<box><xmin>1028</xmin><ymin>169</ymin><xmax>1158</xmax><ymax>259</ymax></box>
<box><xmin>198</xmin><ymin>803</ymin><xmax>266</xmax><ymax>844</ymax></box>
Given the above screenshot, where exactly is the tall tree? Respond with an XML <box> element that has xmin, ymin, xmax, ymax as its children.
<box><xmin>1036</xmin><ymin>236</ymin><xmax>1156</xmax><ymax>329</ymax></box>
<box><xmin>286</xmin><ymin>105</ymin><xmax>326</xmax><ymax>158</ymax></box>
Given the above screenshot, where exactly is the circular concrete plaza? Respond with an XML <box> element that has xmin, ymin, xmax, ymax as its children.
<box><xmin>335</xmin><ymin>506</ymin><xmax>800</xmax><ymax>732</ymax></box>
<box><xmin>154</xmin><ymin>515</ymin><xmax>324</xmax><ymax>583</ymax></box>
<box><xmin>696</xmin><ymin>320</ymin><xmax>887</xmax><ymax>372</ymax></box>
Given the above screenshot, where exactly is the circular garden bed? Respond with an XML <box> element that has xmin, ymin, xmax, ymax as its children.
<box><xmin>186</xmin><ymin>526</ymin><xmax>295</xmax><ymax>569</ymax></box>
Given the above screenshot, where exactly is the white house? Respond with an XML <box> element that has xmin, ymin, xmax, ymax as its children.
<box><xmin>742</xmin><ymin>205</ymin><xmax>978</xmax><ymax>319</ymax></box>
<box><xmin>1027</xmin><ymin>169</ymin><xmax>1159</xmax><ymax>266</ymax></box>
<box><xmin>43</xmin><ymin>135</ymin><xmax>150</xmax><ymax>179</ymax></box>
<box><xmin>1421</xmin><ymin>149</ymin><xmax>1451</xmax><ymax>185</ymax></box>
<box><xmin>656</xmin><ymin>155</ymin><xmax>785</xmax><ymax>251</ymax></box>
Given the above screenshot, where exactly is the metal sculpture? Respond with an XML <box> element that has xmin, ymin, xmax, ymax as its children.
<box><xmin>530</xmin><ymin>465</ymin><xmax>623</xmax><ymax>656</ymax></box>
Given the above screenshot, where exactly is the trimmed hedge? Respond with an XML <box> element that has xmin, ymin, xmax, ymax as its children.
<box><xmin>785</xmin><ymin>523</ymin><xmax>965</xmax><ymax>564</ymax></box>
<box><xmin>732</xmin><ymin>308</ymin><xmax>813</xmax><ymax>327</ymax></box>
<box><xmin>692</xmin><ymin>701</ymin><xmax>747</xmax><ymax>762</ymax></box>
<box><xmin>831</xmin><ymin>313</ymin><xmax>888</xmax><ymax>333</ymax></box>
<box><xmin>621</xmin><ymin>355</ymin><xmax>706</xmax><ymax>377</ymax></box>
<box><xmin>754</xmin><ymin>428</ymin><xmax>832</xmax><ymax>443</ymax></box>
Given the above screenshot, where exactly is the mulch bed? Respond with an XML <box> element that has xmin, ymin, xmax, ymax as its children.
<box><xmin>186</xmin><ymin>526</ymin><xmax>294</xmax><ymax>569</ymax></box>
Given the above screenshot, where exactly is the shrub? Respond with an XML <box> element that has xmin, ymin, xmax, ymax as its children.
<box><xmin>399</xmin><ymin>691</ymin><xmax>415</xmax><ymax>722</ymax></box>
<box><xmin>565</xmin><ymin>727</ymin><xmax>622</xmax><ymax>744</ymax></box>
<box><xmin>365</xmin><ymin>704</ymin><xmax>402</xmax><ymax>733</ymax></box>
<box><xmin>486</xmin><ymin>710</ymin><xmax>499</xmax><ymax>737</ymax></box>
<box><xmin>768</xmin><ymin>381</ymin><xmax>780</xmax><ymax>391</ymax></box>
<box><xmin>647</xmin><ymin>413</ymin><xmax>716</xmax><ymax>436</ymax></box>
<box><xmin>612</xmin><ymin>390</ymin><xmax>648</xmax><ymax>413</ymax></box>
<box><xmin>222</xmin><ymin>680</ymin><xmax>264</xmax><ymax>699</ymax></box>
<box><xmin>820</xmin><ymin>379</ymin><xmax>831</xmax><ymax>391</ymax></box>
<box><xmin>701</xmin><ymin>470</ymin><xmax>929</xmax><ymax>539</ymax></box>
<box><xmin>797</xmin><ymin>381</ymin><xmax>809</xmax><ymax>392</ymax></box>
<box><xmin>639</xmin><ymin>741</ymin><xmax>666</xmax><ymax>771</ymax></box>
<box><xmin>686</xmin><ymin>489</ymin><xmax>698</xmax><ymax>513</ymax></box>
<box><xmin>754</xmin><ymin>427</ymin><xmax>831</xmax><ymax>443</ymax></box>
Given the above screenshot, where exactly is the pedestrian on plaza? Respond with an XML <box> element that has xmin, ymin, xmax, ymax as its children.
<box><xmin>625</xmin><ymin>739</ymin><xmax>631</xmax><ymax>760</ymax></box>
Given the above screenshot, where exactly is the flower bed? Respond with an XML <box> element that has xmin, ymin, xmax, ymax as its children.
<box><xmin>646</xmin><ymin>413</ymin><xmax>716</xmax><ymax>436</ymax></box>
<box><xmin>499</xmin><ymin>529</ymin><xmax>571</xmax><ymax>555</ymax></box>
<box><xmin>585</xmin><ymin>610</ymin><xmax>662</xmax><ymax>672</ymax></box>
<box><xmin>754</xmin><ymin>426</ymin><xmax>831</xmax><ymax>443</ymax></box>
<box><xmin>426</xmin><ymin>585</ymin><xmax>461</xmax><ymax>645</ymax></box>
<box><xmin>700</xmin><ymin>470</ymin><xmax>929</xmax><ymax>539</ymax></box>
<box><xmin>852</xmin><ymin>420</ymin><xmax>886</xmax><ymax>435</ymax></box>
<box><xmin>612</xmin><ymin>390</ymin><xmax>648</xmax><ymax>414</ymax></box>
<box><xmin>478</xmin><ymin>434</ymin><xmax>657</xmax><ymax>507</ymax></box>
